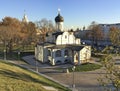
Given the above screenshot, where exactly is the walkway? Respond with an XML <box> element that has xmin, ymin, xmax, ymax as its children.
<box><xmin>22</xmin><ymin>55</ymin><xmax>107</xmax><ymax>91</ymax></box>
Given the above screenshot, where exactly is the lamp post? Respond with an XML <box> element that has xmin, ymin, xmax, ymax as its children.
<box><xmin>35</xmin><ymin>59</ymin><xmax>38</xmax><ymax>72</ymax></box>
<box><xmin>72</xmin><ymin>66</ymin><xmax>76</xmax><ymax>88</ymax></box>
<box><xmin>18</xmin><ymin>51</ymin><xmax>20</xmax><ymax>64</ymax></box>
<box><xmin>4</xmin><ymin>49</ymin><xmax>6</xmax><ymax>60</ymax></box>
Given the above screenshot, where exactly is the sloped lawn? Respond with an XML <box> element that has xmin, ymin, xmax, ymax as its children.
<box><xmin>0</xmin><ymin>60</ymin><xmax>70</xmax><ymax>91</ymax></box>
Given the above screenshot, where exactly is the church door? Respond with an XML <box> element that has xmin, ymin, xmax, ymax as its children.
<box><xmin>74</xmin><ymin>51</ymin><xmax>79</xmax><ymax>65</ymax></box>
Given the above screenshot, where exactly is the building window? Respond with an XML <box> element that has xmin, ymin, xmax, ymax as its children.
<box><xmin>64</xmin><ymin>49</ymin><xmax>69</xmax><ymax>56</ymax></box>
<box><xmin>76</xmin><ymin>53</ymin><xmax>78</xmax><ymax>60</ymax></box>
<box><xmin>55</xmin><ymin>50</ymin><xmax>61</xmax><ymax>57</ymax></box>
<box><xmin>48</xmin><ymin>50</ymin><xmax>51</xmax><ymax>56</ymax></box>
<box><xmin>65</xmin><ymin>35</ymin><xmax>67</xmax><ymax>39</ymax></box>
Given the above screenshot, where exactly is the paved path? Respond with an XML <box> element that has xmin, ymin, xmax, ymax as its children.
<box><xmin>44</xmin><ymin>68</ymin><xmax>105</xmax><ymax>91</ymax></box>
<box><xmin>3</xmin><ymin>55</ymin><xmax>120</xmax><ymax>91</ymax></box>
<box><xmin>22</xmin><ymin>55</ymin><xmax>119</xmax><ymax>91</ymax></box>
<box><xmin>22</xmin><ymin>55</ymin><xmax>73</xmax><ymax>68</ymax></box>
<box><xmin>2</xmin><ymin>54</ymin><xmax>120</xmax><ymax>91</ymax></box>
<box><xmin>21</xmin><ymin>55</ymin><xmax>106</xmax><ymax>91</ymax></box>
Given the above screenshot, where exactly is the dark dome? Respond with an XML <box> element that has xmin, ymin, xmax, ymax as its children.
<box><xmin>55</xmin><ymin>13</ymin><xmax>64</xmax><ymax>22</ymax></box>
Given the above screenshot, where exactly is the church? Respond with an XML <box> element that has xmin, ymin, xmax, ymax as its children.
<box><xmin>35</xmin><ymin>10</ymin><xmax>91</xmax><ymax>65</ymax></box>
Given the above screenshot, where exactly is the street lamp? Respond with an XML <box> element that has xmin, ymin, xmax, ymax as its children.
<box><xmin>4</xmin><ymin>49</ymin><xmax>6</xmax><ymax>60</ymax></box>
<box><xmin>35</xmin><ymin>58</ymin><xmax>38</xmax><ymax>72</ymax></box>
<box><xmin>72</xmin><ymin>66</ymin><xmax>76</xmax><ymax>88</ymax></box>
<box><xmin>18</xmin><ymin>51</ymin><xmax>20</xmax><ymax>64</ymax></box>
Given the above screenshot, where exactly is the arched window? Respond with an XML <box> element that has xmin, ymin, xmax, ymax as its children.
<box><xmin>55</xmin><ymin>50</ymin><xmax>61</xmax><ymax>57</ymax></box>
<box><xmin>64</xmin><ymin>49</ymin><xmax>69</xmax><ymax>56</ymax></box>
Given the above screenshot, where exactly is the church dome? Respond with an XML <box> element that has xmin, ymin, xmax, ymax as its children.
<box><xmin>55</xmin><ymin>13</ymin><xmax>64</xmax><ymax>22</ymax></box>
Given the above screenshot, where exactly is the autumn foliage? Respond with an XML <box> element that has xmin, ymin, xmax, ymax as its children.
<box><xmin>0</xmin><ymin>17</ymin><xmax>37</xmax><ymax>52</ymax></box>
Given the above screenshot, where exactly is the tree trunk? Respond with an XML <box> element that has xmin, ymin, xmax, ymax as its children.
<box><xmin>8</xmin><ymin>39</ymin><xmax>13</xmax><ymax>53</ymax></box>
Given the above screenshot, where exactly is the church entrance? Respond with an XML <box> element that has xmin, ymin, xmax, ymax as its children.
<box><xmin>74</xmin><ymin>51</ymin><xmax>79</xmax><ymax>65</ymax></box>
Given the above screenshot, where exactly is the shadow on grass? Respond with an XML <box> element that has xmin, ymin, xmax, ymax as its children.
<box><xmin>0</xmin><ymin>69</ymin><xmax>70</xmax><ymax>90</ymax></box>
<box><xmin>0</xmin><ymin>69</ymin><xmax>50</xmax><ymax>86</ymax></box>
<box><xmin>0</xmin><ymin>61</ymin><xmax>71</xmax><ymax>91</ymax></box>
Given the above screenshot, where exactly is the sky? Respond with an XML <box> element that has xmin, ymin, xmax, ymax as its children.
<box><xmin>0</xmin><ymin>0</ymin><xmax>120</xmax><ymax>30</ymax></box>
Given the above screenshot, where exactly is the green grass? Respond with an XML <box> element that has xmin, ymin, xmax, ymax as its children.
<box><xmin>0</xmin><ymin>60</ymin><xmax>70</xmax><ymax>91</ymax></box>
<box><xmin>69</xmin><ymin>63</ymin><xmax>102</xmax><ymax>72</ymax></box>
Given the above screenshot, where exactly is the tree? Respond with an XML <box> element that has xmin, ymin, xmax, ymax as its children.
<box><xmin>0</xmin><ymin>17</ymin><xmax>21</xmax><ymax>52</ymax></box>
<box><xmin>109</xmin><ymin>27</ymin><xmax>120</xmax><ymax>46</ymax></box>
<box><xmin>35</xmin><ymin>18</ymin><xmax>55</xmax><ymax>42</ymax></box>
<box><xmin>83</xmin><ymin>26</ymin><xmax>85</xmax><ymax>30</ymax></box>
<box><xmin>20</xmin><ymin>22</ymin><xmax>37</xmax><ymax>49</ymax></box>
<box><xmin>0</xmin><ymin>17</ymin><xmax>37</xmax><ymax>52</ymax></box>
<box><xmin>88</xmin><ymin>21</ymin><xmax>104</xmax><ymax>46</ymax></box>
<box><xmin>98</xmin><ymin>54</ymin><xmax>120</xmax><ymax>91</ymax></box>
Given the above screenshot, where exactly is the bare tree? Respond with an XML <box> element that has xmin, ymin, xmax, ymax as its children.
<box><xmin>109</xmin><ymin>27</ymin><xmax>120</xmax><ymax>46</ymax></box>
<box><xmin>98</xmin><ymin>54</ymin><xmax>120</xmax><ymax>91</ymax></box>
<box><xmin>35</xmin><ymin>18</ymin><xmax>55</xmax><ymax>42</ymax></box>
<box><xmin>88</xmin><ymin>21</ymin><xmax>104</xmax><ymax>46</ymax></box>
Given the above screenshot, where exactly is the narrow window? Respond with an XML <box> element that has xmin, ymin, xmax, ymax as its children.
<box><xmin>64</xmin><ymin>50</ymin><xmax>69</xmax><ymax>56</ymax></box>
<box><xmin>55</xmin><ymin>50</ymin><xmax>61</xmax><ymax>57</ymax></box>
<box><xmin>65</xmin><ymin>35</ymin><xmax>67</xmax><ymax>39</ymax></box>
<box><xmin>48</xmin><ymin>50</ymin><xmax>51</xmax><ymax>56</ymax></box>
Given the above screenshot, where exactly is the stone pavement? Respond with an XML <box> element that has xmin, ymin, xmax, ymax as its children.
<box><xmin>44</xmin><ymin>68</ymin><xmax>105</xmax><ymax>91</ymax></box>
<box><xmin>22</xmin><ymin>55</ymin><xmax>108</xmax><ymax>91</ymax></box>
<box><xmin>22</xmin><ymin>55</ymin><xmax>73</xmax><ymax>68</ymax></box>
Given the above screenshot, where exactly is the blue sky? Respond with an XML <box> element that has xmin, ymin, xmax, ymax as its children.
<box><xmin>0</xmin><ymin>0</ymin><xmax>120</xmax><ymax>30</ymax></box>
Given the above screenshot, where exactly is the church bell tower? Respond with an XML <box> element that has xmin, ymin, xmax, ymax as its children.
<box><xmin>55</xmin><ymin>9</ymin><xmax>64</xmax><ymax>31</ymax></box>
<box><xmin>22</xmin><ymin>10</ymin><xmax>29</xmax><ymax>23</ymax></box>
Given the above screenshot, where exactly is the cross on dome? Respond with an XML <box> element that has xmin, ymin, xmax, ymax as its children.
<box><xmin>58</xmin><ymin>8</ymin><xmax>61</xmax><ymax>14</ymax></box>
<box><xmin>55</xmin><ymin>8</ymin><xmax>64</xmax><ymax>22</ymax></box>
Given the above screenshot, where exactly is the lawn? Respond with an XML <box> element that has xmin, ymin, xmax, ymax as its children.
<box><xmin>0</xmin><ymin>60</ymin><xmax>70</xmax><ymax>91</ymax></box>
<box><xmin>69</xmin><ymin>63</ymin><xmax>102</xmax><ymax>72</ymax></box>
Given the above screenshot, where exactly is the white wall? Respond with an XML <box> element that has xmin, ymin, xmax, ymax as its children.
<box><xmin>48</xmin><ymin>48</ymin><xmax>72</xmax><ymax>65</ymax></box>
<box><xmin>56</xmin><ymin>31</ymin><xmax>81</xmax><ymax>45</ymax></box>
<box><xmin>76</xmin><ymin>38</ymin><xmax>80</xmax><ymax>44</ymax></box>
<box><xmin>80</xmin><ymin>46</ymin><xmax>91</xmax><ymax>63</ymax></box>
<box><xmin>35</xmin><ymin>45</ymin><xmax>44</xmax><ymax>62</ymax></box>
<box><xmin>56</xmin><ymin>35</ymin><xmax>62</xmax><ymax>45</ymax></box>
<box><xmin>35</xmin><ymin>47</ymin><xmax>38</xmax><ymax>59</ymax></box>
<box><xmin>43</xmin><ymin>48</ymin><xmax>48</xmax><ymax>63</ymax></box>
<box><xmin>56</xmin><ymin>22</ymin><xmax>64</xmax><ymax>31</ymax></box>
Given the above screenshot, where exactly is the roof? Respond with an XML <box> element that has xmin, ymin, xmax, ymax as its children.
<box><xmin>37</xmin><ymin>42</ymin><xmax>55</xmax><ymax>46</ymax></box>
<box><xmin>47</xmin><ymin>44</ymin><xmax>85</xmax><ymax>51</ymax></box>
<box><xmin>52</xmin><ymin>31</ymin><xmax>63</xmax><ymax>38</ymax></box>
<box><xmin>52</xmin><ymin>31</ymin><xmax>63</xmax><ymax>35</ymax></box>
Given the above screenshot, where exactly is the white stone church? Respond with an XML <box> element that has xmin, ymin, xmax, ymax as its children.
<box><xmin>35</xmin><ymin>10</ymin><xmax>91</xmax><ymax>65</ymax></box>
